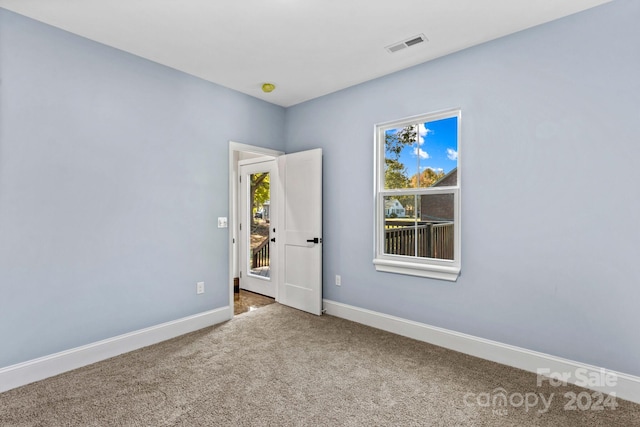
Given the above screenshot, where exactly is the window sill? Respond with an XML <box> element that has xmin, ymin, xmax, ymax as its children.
<box><xmin>373</xmin><ymin>258</ymin><xmax>460</xmax><ymax>281</ymax></box>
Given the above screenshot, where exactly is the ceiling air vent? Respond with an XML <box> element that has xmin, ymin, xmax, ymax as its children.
<box><xmin>385</xmin><ymin>34</ymin><xmax>428</xmax><ymax>54</ymax></box>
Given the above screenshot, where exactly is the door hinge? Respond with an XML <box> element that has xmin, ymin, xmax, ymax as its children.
<box><xmin>239</xmin><ymin>223</ymin><xmax>242</xmax><ymax>231</ymax></box>
<box><xmin>239</xmin><ymin>271</ymin><xmax>242</xmax><ymax>278</ymax></box>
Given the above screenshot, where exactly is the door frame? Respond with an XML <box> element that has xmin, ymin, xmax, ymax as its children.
<box><xmin>228</xmin><ymin>141</ymin><xmax>283</xmax><ymax>314</ymax></box>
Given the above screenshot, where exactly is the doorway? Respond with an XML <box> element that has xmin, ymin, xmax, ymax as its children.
<box><xmin>228</xmin><ymin>142</ymin><xmax>282</xmax><ymax>316</ymax></box>
<box><xmin>228</xmin><ymin>141</ymin><xmax>323</xmax><ymax>317</ymax></box>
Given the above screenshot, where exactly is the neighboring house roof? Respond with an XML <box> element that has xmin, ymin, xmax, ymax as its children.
<box><xmin>384</xmin><ymin>199</ymin><xmax>404</xmax><ymax>209</ymax></box>
<box><xmin>432</xmin><ymin>168</ymin><xmax>457</xmax><ymax>187</ymax></box>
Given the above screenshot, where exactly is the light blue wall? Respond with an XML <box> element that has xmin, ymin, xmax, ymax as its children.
<box><xmin>285</xmin><ymin>0</ymin><xmax>640</xmax><ymax>376</ymax></box>
<box><xmin>0</xmin><ymin>10</ymin><xmax>285</xmax><ymax>367</ymax></box>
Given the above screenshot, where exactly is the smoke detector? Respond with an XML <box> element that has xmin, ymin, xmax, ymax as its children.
<box><xmin>385</xmin><ymin>34</ymin><xmax>428</xmax><ymax>53</ymax></box>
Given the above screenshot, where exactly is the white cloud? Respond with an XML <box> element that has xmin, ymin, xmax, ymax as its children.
<box><xmin>413</xmin><ymin>147</ymin><xmax>429</xmax><ymax>159</ymax></box>
<box><xmin>447</xmin><ymin>148</ymin><xmax>458</xmax><ymax>160</ymax></box>
<box><xmin>418</xmin><ymin>124</ymin><xmax>434</xmax><ymax>145</ymax></box>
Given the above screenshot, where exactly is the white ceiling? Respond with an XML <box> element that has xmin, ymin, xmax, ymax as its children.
<box><xmin>0</xmin><ymin>0</ymin><xmax>611</xmax><ymax>107</ymax></box>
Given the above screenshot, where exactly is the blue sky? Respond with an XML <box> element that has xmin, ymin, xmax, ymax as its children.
<box><xmin>388</xmin><ymin>116</ymin><xmax>458</xmax><ymax>180</ymax></box>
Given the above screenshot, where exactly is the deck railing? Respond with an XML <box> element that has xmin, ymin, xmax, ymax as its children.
<box><xmin>251</xmin><ymin>238</ymin><xmax>270</xmax><ymax>268</ymax></box>
<box><xmin>431</xmin><ymin>222</ymin><xmax>454</xmax><ymax>260</ymax></box>
<box><xmin>251</xmin><ymin>223</ymin><xmax>453</xmax><ymax>266</ymax></box>
<box><xmin>384</xmin><ymin>222</ymin><xmax>454</xmax><ymax>260</ymax></box>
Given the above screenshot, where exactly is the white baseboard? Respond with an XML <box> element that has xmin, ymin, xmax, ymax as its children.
<box><xmin>323</xmin><ymin>299</ymin><xmax>640</xmax><ymax>404</ymax></box>
<box><xmin>0</xmin><ymin>306</ymin><xmax>232</xmax><ymax>393</ymax></box>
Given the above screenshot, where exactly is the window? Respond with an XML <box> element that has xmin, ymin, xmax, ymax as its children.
<box><xmin>373</xmin><ymin>109</ymin><xmax>461</xmax><ymax>281</ymax></box>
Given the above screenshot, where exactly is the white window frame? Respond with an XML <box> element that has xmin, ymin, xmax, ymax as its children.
<box><xmin>373</xmin><ymin>109</ymin><xmax>461</xmax><ymax>281</ymax></box>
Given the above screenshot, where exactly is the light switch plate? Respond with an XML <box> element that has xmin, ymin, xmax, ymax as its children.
<box><xmin>217</xmin><ymin>217</ymin><xmax>228</xmax><ymax>228</ymax></box>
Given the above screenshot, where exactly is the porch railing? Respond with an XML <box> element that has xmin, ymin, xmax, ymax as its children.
<box><xmin>251</xmin><ymin>238</ymin><xmax>270</xmax><ymax>268</ymax></box>
<box><xmin>384</xmin><ymin>222</ymin><xmax>454</xmax><ymax>260</ymax></box>
<box><xmin>431</xmin><ymin>222</ymin><xmax>454</xmax><ymax>260</ymax></box>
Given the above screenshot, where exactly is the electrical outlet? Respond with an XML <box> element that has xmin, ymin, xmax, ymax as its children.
<box><xmin>335</xmin><ymin>275</ymin><xmax>341</xmax><ymax>286</ymax></box>
<box><xmin>197</xmin><ymin>281</ymin><xmax>205</xmax><ymax>294</ymax></box>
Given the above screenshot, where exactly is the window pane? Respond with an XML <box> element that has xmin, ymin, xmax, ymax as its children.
<box><xmin>384</xmin><ymin>126</ymin><xmax>418</xmax><ymax>189</ymax></box>
<box><xmin>383</xmin><ymin>194</ymin><xmax>455</xmax><ymax>260</ymax></box>
<box><xmin>383</xmin><ymin>195</ymin><xmax>417</xmax><ymax>256</ymax></box>
<box><xmin>249</xmin><ymin>172</ymin><xmax>271</xmax><ymax>277</ymax></box>
<box><xmin>419</xmin><ymin>116</ymin><xmax>458</xmax><ymax>188</ymax></box>
<box><xmin>384</xmin><ymin>116</ymin><xmax>458</xmax><ymax>190</ymax></box>
<box><xmin>418</xmin><ymin>194</ymin><xmax>455</xmax><ymax>260</ymax></box>
<box><xmin>384</xmin><ymin>193</ymin><xmax>454</xmax><ymax>259</ymax></box>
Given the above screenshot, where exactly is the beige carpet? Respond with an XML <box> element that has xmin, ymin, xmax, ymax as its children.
<box><xmin>1</xmin><ymin>303</ymin><xmax>638</xmax><ymax>426</ymax></box>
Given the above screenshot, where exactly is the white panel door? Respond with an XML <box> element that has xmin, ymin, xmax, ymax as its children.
<box><xmin>277</xmin><ymin>149</ymin><xmax>322</xmax><ymax>315</ymax></box>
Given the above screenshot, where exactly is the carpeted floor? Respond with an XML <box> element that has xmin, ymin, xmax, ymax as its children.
<box><xmin>1</xmin><ymin>303</ymin><xmax>638</xmax><ymax>426</ymax></box>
